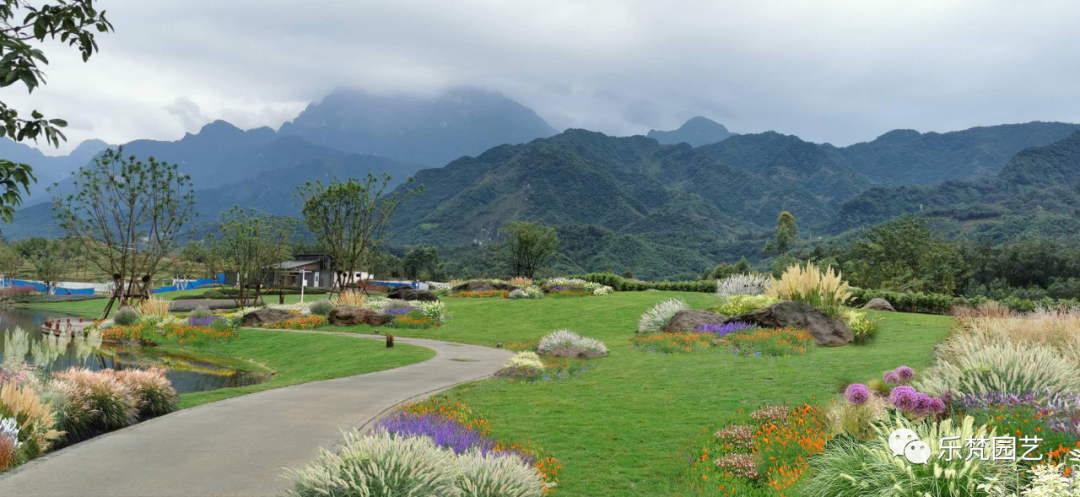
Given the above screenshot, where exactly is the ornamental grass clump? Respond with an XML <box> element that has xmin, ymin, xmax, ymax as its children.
<box><xmin>109</xmin><ymin>368</ymin><xmax>178</xmax><ymax>418</ymax></box>
<box><xmin>336</xmin><ymin>290</ymin><xmax>366</xmax><ymax>308</ymax></box>
<box><xmin>455</xmin><ymin>449</ymin><xmax>546</xmax><ymax>497</ymax></box>
<box><xmin>637</xmin><ymin>298</ymin><xmax>688</xmax><ymax>334</ymax></box>
<box><xmin>802</xmin><ymin>414</ymin><xmax>1020</xmax><ymax>497</ymax></box>
<box><xmin>767</xmin><ymin>262</ymin><xmax>851</xmax><ymax>319</ymax></box>
<box><xmin>536</xmin><ymin>329</ymin><xmax>608</xmax><ymax>358</ymax></box>
<box><xmin>917</xmin><ymin>334</ymin><xmax>1080</xmax><ymax>397</ymax></box>
<box><xmin>0</xmin><ymin>382</ymin><xmax>61</xmax><ymax>460</ymax></box>
<box><xmin>137</xmin><ymin>296</ymin><xmax>171</xmax><ymax>318</ymax></box>
<box><xmin>51</xmin><ymin>368</ymin><xmax>138</xmax><ymax>432</ymax></box>
<box><xmin>0</xmin><ymin>416</ymin><xmax>19</xmax><ymax>471</ymax></box>
<box><xmin>496</xmin><ymin>352</ymin><xmax>545</xmax><ymax>380</ymax></box>
<box><xmin>711</xmin><ymin>294</ymin><xmax>778</xmax><ymax>316</ymax></box>
<box><xmin>308</xmin><ymin>299</ymin><xmax>335</xmax><ymax>316</ymax></box>
<box><xmin>716</xmin><ymin>273</ymin><xmax>772</xmax><ymax>297</ymax></box>
<box><xmin>189</xmin><ymin>305</ymin><xmax>213</xmax><ymax>320</ymax></box>
<box><xmin>842</xmin><ymin>309</ymin><xmax>879</xmax><ymax>344</ymax></box>
<box><xmin>112</xmin><ymin>306</ymin><xmax>139</xmax><ymax>327</ymax></box>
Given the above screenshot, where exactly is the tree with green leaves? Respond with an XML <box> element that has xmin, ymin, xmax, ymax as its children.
<box><xmin>0</xmin><ymin>0</ymin><xmax>113</xmax><ymax>221</ymax></box>
<box><xmin>843</xmin><ymin>216</ymin><xmax>967</xmax><ymax>294</ymax></box>
<box><xmin>496</xmin><ymin>221</ymin><xmax>559</xmax><ymax>278</ymax></box>
<box><xmin>0</xmin><ymin>241</ymin><xmax>20</xmax><ymax>281</ymax></box>
<box><xmin>213</xmin><ymin>207</ymin><xmax>296</xmax><ymax>307</ymax></box>
<box><xmin>402</xmin><ymin>246</ymin><xmax>446</xmax><ymax>282</ymax></box>
<box><xmin>764</xmin><ymin>211</ymin><xmax>798</xmax><ymax>255</ymax></box>
<box><xmin>296</xmin><ymin>174</ymin><xmax>421</xmax><ymax>293</ymax></box>
<box><xmin>51</xmin><ymin>148</ymin><xmax>196</xmax><ymax>317</ymax></box>
<box><xmin>31</xmin><ymin>252</ymin><xmax>60</xmax><ymax>292</ymax></box>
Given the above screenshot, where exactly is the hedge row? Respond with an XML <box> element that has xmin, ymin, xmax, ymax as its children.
<box><xmin>577</xmin><ymin>273</ymin><xmax>716</xmax><ymax>293</ymax></box>
<box><xmin>849</xmin><ymin>288</ymin><xmax>1079</xmax><ymax>315</ymax></box>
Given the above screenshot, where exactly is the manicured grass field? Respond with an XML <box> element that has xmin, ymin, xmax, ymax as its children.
<box><xmin>173</xmin><ymin>329</ymin><xmax>434</xmax><ymax>409</ymax></box>
<box><xmin>320</xmin><ymin>292</ymin><xmax>953</xmax><ymax>496</ymax></box>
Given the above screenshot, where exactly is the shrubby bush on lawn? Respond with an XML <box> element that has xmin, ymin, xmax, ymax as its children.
<box><xmin>308</xmin><ymin>299</ymin><xmax>335</xmax><ymax>316</ymax></box>
<box><xmin>536</xmin><ymin>329</ymin><xmax>608</xmax><ymax>358</ymax></box>
<box><xmin>637</xmin><ymin>298</ymin><xmax>688</xmax><ymax>334</ymax></box>
<box><xmin>711</xmin><ymin>294</ymin><xmax>778</xmax><ymax>316</ymax></box>
<box><xmin>496</xmin><ymin>352</ymin><xmax>545</xmax><ymax>380</ymax></box>
<box><xmin>841</xmin><ymin>309</ymin><xmax>879</xmax><ymax>344</ymax></box>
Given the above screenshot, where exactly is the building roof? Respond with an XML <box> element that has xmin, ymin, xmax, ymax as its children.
<box><xmin>273</xmin><ymin>260</ymin><xmax>322</xmax><ymax>270</ymax></box>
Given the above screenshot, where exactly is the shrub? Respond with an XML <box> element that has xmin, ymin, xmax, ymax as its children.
<box><xmin>497</xmin><ymin>352</ymin><xmax>545</xmax><ymax>379</ymax></box>
<box><xmin>51</xmin><ymin>368</ymin><xmax>138</xmax><ymax>432</ymax></box>
<box><xmin>414</xmin><ymin>300</ymin><xmax>446</xmax><ymax>323</ymax></box>
<box><xmin>637</xmin><ymin>298</ymin><xmax>688</xmax><ymax>334</ymax></box>
<box><xmin>802</xmin><ymin>415</ymin><xmax>1019</xmax><ymax>497</ymax></box>
<box><xmin>842</xmin><ymin>309</ymin><xmax>879</xmax><ymax>344</ymax></box>
<box><xmin>137</xmin><ymin>297</ymin><xmax>171</xmax><ymax>318</ymax></box>
<box><xmin>917</xmin><ymin>335</ymin><xmax>1080</xmax><ymax>397</ymax></box>
<box><xmin>112</xmin><ymin>306</ymin><xmax>139</xmax><ymax>326</ymax></box>
<box><xmin>767</xmin><ymin>262</ymin><xmax>851</xmax><ymax>319</ymax></box>
<box><xmin>284</xmin><ymin>431</ymin><xmax>459</xmax><ymax>497</ymax></box>
<box><xmin>578</xmin><ymin>272</ymin><xmax>716</xmax><ymax>293</ymax></box>
<box><xmin>591</xmin><ymin>285</ymin><xmax>613</xmax><ymax>296</ymax></box>
<box><xmin>711</xmin><ymin>294</ymin><xmax>777</xmax><ymax>316</ymax></box>
<box><xmin>110</xmin><ymin>368</ymin><xmax>178</xmax><ymax>418</ymax></box>
<box><xmin>716</xmin><ymin>273</ymin><xmax>771</xmax><ymax>296</ymax></box>
<box><xmin>848</xmin><ymin>288</ymin><xmax>956</xmax><ymax>314</ymax></box>
<box><xmin>189</xmin><ymin>305</ymin><xmax>213</xmax><ymax>319</ymax></box>
<box><xmin>308</xmin><ymin>299</ymin><xmax>335</xmax><ymax>316</ymax></box>
<box><xmin>0</xmin><ymin>382</ymin><xmax>61</xmax><ymax>458</ymax></box>
<box><xmin>536</xmin><ymin>329</ymin><xmax>608</xmax><ymax>358</ymax></box>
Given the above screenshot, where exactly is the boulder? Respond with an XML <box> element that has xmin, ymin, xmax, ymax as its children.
<box><xmin>452</xmin><ymin>281</ymin><xmax>519</xmax><ymax>293</ymax></box>
<box><xmin>727</xmin><ymin>301</ymin><xmax>852</xmax><ymax>347</ymax></box>
<box><xmin>862</xmin><ymin>298</ymin><xmax>896</xmax><ymax>312</ymax></box>
<box><xmin>328</xmin><ymin>306</ymin><xmax>392</xmax><ymax>326</ymax></box>
<box><xmin>663</xmin><ymin>309</ymin><xmax>728</xmax><ymax>333</ymax></box>
<box><xmin>240</xmin><ymin>308</ymin><xmax>294</xmax><ymax>327</ymax></box>
<box><xmin>387</xmin><ymin>287</ymin><xmax>440</xmax><ymax>302</ymax></box>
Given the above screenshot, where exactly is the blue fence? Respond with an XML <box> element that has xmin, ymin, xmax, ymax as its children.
<box><xmin>9</xmin><ymin>279</ymin><xmax>96</xmax><ymax>296</ymax></box>
<box><xmin>371</xmin><ymin>281</ymin><xmax>419</xmax><ymax>289</ymax></box>
<box><xmin>150</xmin><ymin>274</ymin><xmax>225</xmax><ymax>294</ymax></box>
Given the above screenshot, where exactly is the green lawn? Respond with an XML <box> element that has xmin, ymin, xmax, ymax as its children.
<box><xmin>318</xmin><ymin>292</ymin><xmax>953</xmax><ymax>496</ymax></box>
<box><xmin>173</xmin><ymin>329</ymin><xmax>434</xmax><ymax>409</ymax></box>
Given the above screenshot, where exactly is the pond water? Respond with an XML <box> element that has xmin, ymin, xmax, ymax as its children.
<box><xmin>0</xmin><ymin>307</ymin><xmax>265</xmax><ymax>394</ymax></box>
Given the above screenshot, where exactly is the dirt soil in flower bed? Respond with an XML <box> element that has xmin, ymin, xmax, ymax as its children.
<box><xmin>169</xmin><ymin>299</ymin><xmax>239</xmax><ymax>312</ymax></box>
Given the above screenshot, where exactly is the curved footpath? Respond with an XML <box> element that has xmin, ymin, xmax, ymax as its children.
<box><xmin>0</xmin><ymin>331</ymin><xmax>513</xmax><ymax>497</ymax></box>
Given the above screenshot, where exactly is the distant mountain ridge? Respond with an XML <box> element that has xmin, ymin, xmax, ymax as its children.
<box><xmin>0</xmin><ymin>138</ymin><xmax>110</xmax><ymax>190</ymax></box>
<box><xmin>279</xmin><ymin>88</ymin><xmax>559</xmax><ymax>166</ymax></box>
<box><xmin>647</xmin><ymin>117</ymin><xmax>734</xmax><ymax>147</ymax></box>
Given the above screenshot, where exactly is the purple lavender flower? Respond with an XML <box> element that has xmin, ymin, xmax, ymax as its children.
<box><xmin>929</xmin><ymin>397</ymin><xmax>946</xmax><ymax>413</ymax></box>
<box><xmin>896</xmin><ymin>366</ymin><xmax>914</xmax><ymax>383</ymax></box>
<box><xmin>890</xmin><ymin>386</ymin><xmax>918</xmax><ymax>411</ymax></box>
<box><xmin>845</xmin><ymin>383</ymin><xmax>870</xmax><ymax>406</ymax></box>
<box><xmin>189</xmin><ymin>316</ymin><xmax>224</xmax><ymax>327</ymax></box>
<box><xmin>384</xmin><ymin>307</ymin><xmax>418</xmax><ymax>316</ymax></box>
<box><xmin>370</xmin><ymin>411</ymin><xmax>534</xmax><ymax>465</ymax></box>
<box><xmin>883</xmin><ymin>370</ymin><xmax>900</xmax><ymax>385</ymax></box>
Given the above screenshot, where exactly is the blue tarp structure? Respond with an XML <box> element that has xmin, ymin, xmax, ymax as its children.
<box><xmin>9</xmin><ymin>279</ymin><xmax>95</xmax><ymax>295</ymax></box>
<box><xmin>151</xmin><ymin>274</ymin><xmax>226</xmax><ymax>294</ymax></box>
<box><xmin>371</xmin><ymin>281</ymin><xmax>419</xmax><ymax>289</ymax></box>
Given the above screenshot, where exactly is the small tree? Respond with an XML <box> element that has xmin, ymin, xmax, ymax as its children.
<box><xmin>31</xmin><ymin>253</ymin><xmax>62</xmax><ymax>293</ymax></box>
<box><xmin>402</xmin><ymin>246</ymin><xmax>445</xmax><ymax>281</ymax></box>
<box><xmin>496</xmin><ymin>221</ymin><xmax>559</xmax><ymax>278</ymax></box>
<box><xmin>765</xmin><ymin>211</ymin><xmax>798</xmax><ymax>255</ymax></box>
<box><xmin>0</xmin><ymin>0</ymin><xmax>114</xmax><ymax>221</ymax></box>
<box><xmin>296</xmin><ymin>174</ymin><xmax>421</xmax><ymax>293</ymax></box>
<box><xmin>214</xmin><ymin>207</ymin><xmax>295</xmax><ymax>307</ymax></box>
<box><xmin>52</xmin><ymin>148</ymin><xmax>195</xmax><ymax>318</ymax></box>
<box><xmin>0</xmin><ymin>243</ymin><xmax>21</xmax><ymax>282</ymax></box>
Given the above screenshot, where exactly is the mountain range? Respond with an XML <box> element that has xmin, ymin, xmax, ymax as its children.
<box><xmin>4</xmin><ymin>87</ymin><xmax>1080</xmax><ymax>279</ymax></box>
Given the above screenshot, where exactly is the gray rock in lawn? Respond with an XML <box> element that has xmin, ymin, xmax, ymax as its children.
<box><xmin>727</xmin><ymin>301</ymin><xmax>852</xmax><ymax>347</ymax></box>
<box><xmin>329</xmin><ymin>306</ymin><xmax>393</xmax><ymax>326</ymax></box>
<box><xmin>240</xmin><ymin>308</ymin><xmax>294</xmax><ymax>326</ymax></box>
<box><xmin>862</xmin><ymin>298</ymin><xmax>896</xmax><ymax>312</ymax></box>
<box><xmin>663</xmin><ymin>309</ymin><xmax>728</xmax><ymax>333</ymax></box>
<box><xmin>387</xmin><ymin>287</ymin><xmax>440</xmax><ymax>302</ymax></box>
<box><xmin>452</xmin><ymin>281</ymin><xmax>519</xmax><ymax>293</ymax></box>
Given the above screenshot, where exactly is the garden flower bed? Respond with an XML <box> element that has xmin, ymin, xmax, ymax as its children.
<box><xmin>260</xmin><ymin>315</ymin><xmax>326</xmax><ymax>330</ymax></box>
<box><xmin>99</xmin><ymin>320</ymin><xmax>239</xmax><ymax>347</ymax></box>
<box><xmin>631</xmin><ymin>324</ymin><xmax>814</xmax><ymax>358</ymax></box>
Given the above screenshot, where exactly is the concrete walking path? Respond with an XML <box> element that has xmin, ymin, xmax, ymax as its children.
<box><xmin>0</xmin><ymin>331</ymin><xmax>513</xmax><ymax>497</ymax></box>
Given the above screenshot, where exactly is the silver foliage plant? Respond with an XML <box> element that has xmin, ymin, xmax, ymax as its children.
<box><xmin>284</xmin><ymin>431</ymin><xmax>545</xmax><ymax>497</ymax></box>
<box><xmin>715</xmin><ymin>273</ymin><xmax>772</xmax><ymax>297</ymax></box>
<box><xmin>537</xmin><ymin>329</ymin><xmax>608</xmax><ymax>357</ymax></box>
<box><xmin>637</xmin><ymin>299</ymin><xmax>688</xmax><ymax>334</ymax></box>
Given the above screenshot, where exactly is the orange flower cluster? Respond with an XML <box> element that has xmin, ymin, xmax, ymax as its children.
<box><xmin>681</xmin><ymin>403</ymin><xmax>830</xmax><ymax>496</ymax></box>
<box><xmin>401</xmin><ymin>397</ymin><xmax>561</xmax><ymax>488</ymax></box>
<box><xmin>388</xmin><ymin>315</ymin><xmax>440</xmax><ymax>329</ymax></box>
<box><xmin>262</xmin><ymin>314</ymin><xmax>327</xmax><ymax>330</ymax></box>
<box><xmin>545</xmin><ymin>289</ymin><xmax>591</xmax><ymax>298</ymax></box>
<box><xmin>631</xmin><ymin>332</ymin><xmax>713</xmax><ymax>354</ymax></box>
<box><xmin>451</xmin><ymin>290</ymin><xmax>510</xmax><ymax>298</ymax></box>
<box><xmin>100</xmin><ymin>322</ymin><xmax>239</xmax><ymax>346</ymax></box>
<box><xmin>504</xmin><ymin>341</ymin><xmax>537</xmax><ymax>352</ymax></box>
<box><xmin>719</xmin><ymin>327</ymin><xmax>813</xmax><ymax>358</ymax></box>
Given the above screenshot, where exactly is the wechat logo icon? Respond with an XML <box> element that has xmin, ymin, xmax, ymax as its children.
<box><xmin>889</xmin><ymin>428</ymin><xmax>931</xmax><ymax>464</ymax></box>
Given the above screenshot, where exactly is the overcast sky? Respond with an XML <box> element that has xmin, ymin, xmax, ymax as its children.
<box><xmin>9</xmin><ymin>0</ymin><xmax>1080</xmax><ymax>155</ymax></box>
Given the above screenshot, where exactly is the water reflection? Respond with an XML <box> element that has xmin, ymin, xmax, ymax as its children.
<box><xmin>0</xmin><ymin>307</ymin><xmax>265</xmax><ymax>394</ymax></box>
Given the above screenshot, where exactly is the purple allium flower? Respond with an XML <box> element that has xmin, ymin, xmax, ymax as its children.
<box><xmin>883</xmin><ymin>371</ymin><xmax>900</xmax><ymax>385</ymax></box>
<box><xmin>913</xmin><ymin>393</ymin><xmax>932</xmax><ymax>415</ymax></box>
<box><xmin>896</xmin><ymin>366</ymin><xmax>915</xmax><ymax>383</ymax></box>
<box><xmin>890</xmin><ymin>386</ymin><xmax>918</xmax><ymax>411</ymax></box>
<box><xmin>929</xmin><ymin>397</ymin><xmax>946</xmax><ymax>413</ymax></box>
<box><xmin>845</xmin><ymin>383</ymin><xmax>870</xmax><ymax>406</ymax></box>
